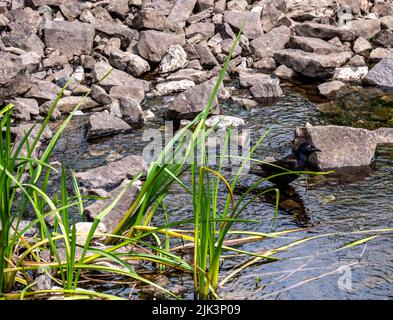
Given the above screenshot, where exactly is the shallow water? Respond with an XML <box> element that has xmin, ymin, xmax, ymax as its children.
<box><xmin>52</xmin><ymin>85</ymin><xmax>393</xmax><ymax>300</ymax></box>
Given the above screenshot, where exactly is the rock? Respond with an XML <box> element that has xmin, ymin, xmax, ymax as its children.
<box><xmin>350</xmin><ymin>19</ymin><xmax>380</xmax><ymax>40</ymax></box>
<box><xmin>10</xmin><ymin>97</ymin><xmax>39</xmax><ymax>121</ymax></box>
<box><xmin>231</xmin><ymin>96</ymin><xmax>258</xmax><ymax>109</ymax></box>
<box><xmin>88</xmin><ymin>111</ymin><xmax>131</xmax><ymax>139</ymax></box>
<box><xmin>84</xmin><ymin>180</ymin><xmax>142</xmax><ymax>233</ymax></box>
<box><xmin>274</xmin><ymin>49</ymin><xmax>352</xmax><ymax>78</ymax></box>
<box><xmin>253</xmin><ymin>57</ymin><xmax>276</xmax><ymax>71</ymax></box>
<box><xmin>155</xmin><ymin>80</ymin><xmax>195</xmax><ymax>95</ymax></box>
<box><xmin>250</xmin><ymin>77</ymin><xmax>283</xmax><ymax>99</ymax></box>
<box><xmin>285</xmin><ymin>0</ymin><xmax>336</xmax><ymax>20</ymax></box>
<box><xmin>345</xmin><ymin>55</ymin><xmax>367</xmax><ymax>67</ymax></box>
<box><xmin>109</xmin><ymin>85</ymin><xmax>145</xmax><ymax>104</ymax></box>
<box><xmin>205</xmin><ymin>115</ymin><xmax>245</xmax><ymax>129</ymax></box>
<box><xmin>363</xmin><ymin>59</ymin><xmax>393</xmax><ymax>90</ymax></box>
<box><xmin>214</xmin><ymin>0</ymin><xmax>226</xmax><ymax>14</ymax></box>
<box><xmin>261</xmin><ymin>0</ymin><xmax>285</xmax><ymax>32</ymax></box>
<box><xmin>224</xmin><ymin>10</ymin><xmax>264</xmax><ymax>40</ymax></box>
<box><xmin>220</xmin><ymin>38</ymin><xmax>242</xmax><ymax>57</ymax></box>
<box><xmin>188</xmin><ymin>7</ymin><xmax>214</xmax><ymax>24</ymax></box>
<box><xmin>196</xmin><ymin>0</ymin><xmax>214</xmax><ymax>12</ymax></box>
<box><xmin>134</xmin><ymin>8</ymin><xmax>166</xmax><ymax>31</ymax></box>
<box><xmin>110</xmin><ymin>50</ymin><xmax>151</xmax><ymax>77</ymax></box>
<box><xmin>239</xmin><ymin>72</ymin><xmax>270</xmax><ymax>88</ymax></box>
<box><xmin>294</xmin><ymin>22</ymin><xmax>356</xmax><ymax>41</ymax></box>
<box><xmin>42</xmin><ymin>51</ymin><xmax>68</xmax><ymax>68</ymax></box>
<box><xmin>25</xmin><ymin>80</ymin><xmax>61</xmax><ymax>102</ymax></box>
<box><xmin>185</xmin><ymin>22</ymin><xmax>215</xmax><ymax>39</ymax></box>
<box><xmin>60</xmin><ymin>1</ymin><xmax>90</xmax><ymax>21</ymax></box>
<box><xmin>273</xmin><ymin>64</ymin><xmax>297</xmax><ymax>80</ymax></box>
<box><xmin>91</xmin><ymin>85</ymin><xmax>112</xmax><ymax>105</ymax></box>
<box><xmin>280</xmin><ymin>199</ymin><xmax>302</xmax><ymax>210</ymax></box>
<box><xmin>195</xmin><ymin>41</ymin><xmax>219</xmax><ymax>67</ymax></box>
<box><xmin>165</xmin><ymin>0</ymin><xmax>198</xmax><ymax>31</ymax></box>
<box><xmin>93</xmin><ymin>21</ymin><xmax>135</xmax><ymax>43</ymax></box>
<box><xmin>74</xmin><ymin>222</ymin><xmax>107</xmax><ymax>245</ymax></box>
<box><xmin>43</xmin><ymin>20</ymin><xmax>95</xmax><ymax>59</ymax></box>
<box><xmin>353</xmin><ymin>37</ymin><xmax>372</xmax><ymax>55</ymax></box>
<box><xmin>166</xmin><ymin>77</ymin><xmax>220</xmax><ymax>120</ymax></box>
<box><xmin>0</xmin><ymin>52</ymin><xmax>31</xmax><ymax>100</ymax></box>
<box><xmin>137</xmin><ymin>30</ymin><xmax>185</xmax><ymax>63</ymax></box>
<box><xmin>288</xmin><ymin>36</ymin><xmax>345</xmax><ymax>54</ymax></box>
<box><xmin>379</xmin><ymin>15</ymin><xmax>393</xmax><ymax>29</ymax></box>
<box><xmin>106</xmin><ymin>0</ymin><xmax>129</xmax><ymax>17</ymax></box>
<box><xmin>166</xmin><ymin>68</ymin><xmax>207</xmax><ymax>84</ymax></box>
<box><xmin>250</xmin><ymin>26</ymin><xmax>291</xmax><ymax>59</ymax></box>
<box><xmin>19</xmin><ymin>51</ymin><xmax>41</xmax><ymax>73</ymax></box>
<box><xmin>294</xmin><ymin>124</ymin><xmax>386</xmax><ymax>169</ymax></box>
<box><xmin>369</xmin><ymin>48</ymin><xmax>393</xmax><ymax>61</ymax></box>
<box><xmin>371</xmin><ymin>1</ymin><xmax>393</xmax><ymax>17</ymax></box>
<box><xmin>333</xmin><ymin>66</ymin><xmax>368</xmax><ymax>83</ymax></box>
<box><xmin>372</xmin><ymin>29</ymin><xmax>393</xmax><ymax>48</ymax></box>
<box><xmin>117</xmin><ymin>97</ymin><xmax>144</xmax><ymax>125</ymax></box>
<box><xmin>75</xmin><ymin>155</ymin><xmax>148</xmax><ymax>189</ymax></box>
<box><xmin>159</xmin><ymin>45</ymin><xmax>188</xmax><ymax>74</ymax></box>
<box><xmin>56</xmin><ymin>96</ymin><xmax>98</xmax><ymax>113</ymax></box>
<box><xmin>317</xmin><ymin>80</ymin><xmax>348</xmax><ymax>99</ymax></box>
<box><xmin>93</xmin><ymin>61</ymin><xmax>149</xmax><ymax>92</ymax></box>
<box><xmin>2</xmin><ymin>24</ymin><xmax>45</xmax><ymax>57</ymax></box>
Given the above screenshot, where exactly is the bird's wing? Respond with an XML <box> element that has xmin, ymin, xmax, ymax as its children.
<box><xmin>250</xmin><ymin>154</ymin><xmax>298</xmax><ymax>177</ymax></box>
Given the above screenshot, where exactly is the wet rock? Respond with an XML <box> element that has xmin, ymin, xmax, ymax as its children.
<box><xmin>294</xmin><ymin>124</ymin><xmax>385</xmax><ymax>169</ymax></box>
<box><xmin>350</xmin><ymin>19</ymin><xmax>380</xmax><ymax>40</ymax></box>
<box><xmin>363</xmin><ymin>59</ymin><xmax>393</xmax><ymax>90</ymax></box>
<box><xmin>333</xmin><ymin>66</ymin><xmax>368</xmax><ymax>83</ymax></box>
<box><xmin>294</xmin><ymin>22</ymin><xmax>356</xmax><ymax>41</ymax></box>
<box><xmin>43</xmin><ymin>20</ymin><xmax>95</xmax><ymax>59</ymax></box>
<box><xmin>84</xmin><ymin>180</ymin><xmax>142</xmax><ymax>233</ymax></box>
<box><xmin>250</xmin><ymin>26</ymin><xmax>291</xmax><ymax>59</ymax></box>
<box><xmin>155</xmin><ymin>80</ymin><xmax>195</xmax><ymax>96</ymax></box>
<box><xmin>288</xmin><ymin>36</ymin><xmax>345</xmax><ymax>54</ymax></box>
<box><xmin>273</xmin><ymin>64</ymin><xmax>297</xmax><ymax>80</ymax></box>
<box><xmin>137</xmin><ymin>30</ymin><xmax>185</xmax><ymax>63</ymax></box>
<box><xmin>166</xmin><ymin>77</ymin><xmax>220</xmax><ymax>120</ymax></box>
<box><xmin>250</xmin><ymin>77</ymin><xmax>283</xmax><ymax>99</ymax></box>
<box><xmin>0</xmin><ymin>52</ymin><xmax>31</xmax><ymax>100</ymax></box>
<box><xmin>372</xmin><ymin>29</ymin><xmax>393</xmax><ymax>48</ymax></box>
<box><xmin>165</xmin><ymin>0</ymin><xmax>197</xmax><ymax>31</ymax></box>
<box><xmin>353</xmin><ymin>37</ymin><xmax>372</xmax><ymax>55</ymax></box>
<box><xmin>317</xmin><ymin>80</ymin><xmax>348</xmax><ymax>99</ymax></box>
<box><xmin>231</xmin><ymin>96</ymin><xmax>258</xmax><ymax>109</ymax></box>
<box><xmin>224</xmin><ymin>10</ymin><xmax>264</xmax><ymax>40</ymax></box>
<box><xmin>88</xmin><ymin>111</ymin><xmax>131</xmax><ymax>139</ymax></box>
<box><xmin>185</xmin><ymin>22</ymin><xmax>215</xmax><ymax>39</ymax></box>
<box><xmin>75</xmin><ymin>155</ymin><xmax>148</xmax><ymax>190</ymax></box>
<box><xmin>10</xmin><ymin>97</ymin><xmax>39</xmax><ymax>121</ymax></box>
<box><xmin>159</xmin><ymin>45</ymin><xmax>188</xmax><ymax>74</ymax></box>
<box><xmin>369</xmin><ymin>48</ymin><xmax>393</xmax><ymax>61</ymax></box>
<box><xmin>274</xmin><ymin>49</ymin><xmax>352</xmax><ymax>78</ymax></box>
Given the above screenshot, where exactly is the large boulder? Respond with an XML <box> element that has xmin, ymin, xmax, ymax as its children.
<box><xmin>137</xmin><ymin>30</ymin><xmax>186</xmax><ymax>63</ymax></box>
<box><xmin>43</xmin><ymin>20</ymin><xmax>95</xmax><ymax>59</ymax></box>
<box><xmin>294</xmin><ymin>22</ymin><xmax>356</xmax><ymax>41</ymax></box>
<box><xmin>250</xmin><ymin>25</ymin><xmax>291</xmax><ymax>59</ymax></box>
<box><xmin>363</xmin><ymin>59</ymin><xmax>393</xmax><ymax>90</ymax></box>
<box><xmin>274</xmin><ymin>49</ymin><xmax>352</xmax><ymax>78</ymax></box>
<box><xmin>288</xmin><ymin>36</ymin><xmax>345</xmax><ymax>54</ymax></box>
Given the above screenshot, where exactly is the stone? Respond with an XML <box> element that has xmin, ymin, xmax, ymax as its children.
<box><xmin>239</xmin><ymin>72</ymin><xmax>270</xmax><ymax>88</ymax></box>
<box><xmin>165</xmin><ymin>0</ymin><xmax>198</xmax><ymax>31</ymax></box>
<box><xmin>288</xmin><ymin>36</ymin><xmax>345</xmax><ymax>54</ymax></box>
<box><xmin>155</xmin><ymin>80</ymin><xmax>195</xmax><ymax>95</ymax></box>
<box><xmin>94</xmin><ymin>21</ymin><xmax>135</xmax><ymax>42</ymax></box>
<box><xmin>317</xmin><ymin>80</ymin><xmax>348</xmax><ymax>99</ymax></box>
<box><xmin>250</xmin><ymin>26</ymin><xmax>291</xmax><ymax>59</ymax></box>
<box><xmin>350</xmin><ymin>19</ymin><xmax>381</xmax><ymax>40</ymax></box>
<box><xmin>117</xmin><ymin>97</ymin><xmax>144</xmax><ymax>125</ymax></box>
<box><xmin>363</xmin><ymin>59</ymin><xmax>393</xmax><ymax>90</ymax></box>
<box><xmin>372</xmin><ymin>30</ymin><xmax>393</xmax><ymax>48</ymax></box>
<box><xmin>56</xmin><ymin>96</ymin><xmax>98</xmax><ymax>113</ymax></box>
<box><xmin>205</xmin><ymin>115</ymin><xmax>245</xmax><ymax>129</ymax></box>
<box><xmin>195</xmin><ymin>41</ymin><xmax>219</xmax><ymax>67</ymax></box>
<box><xmin>126</xmin><ymin>54</ymin><xmax>151</xmax><ymax>77</ymax></box>
<box><xmin>371</xmin><ymin>1</ymin><xmax>393</xmax><ymax>17</ymax></box>
<box><xmin>2</xmin><ymin>25</ymin><xmax>45</xmax><ymax>57</ymax></box>
<box><xmin>294</xmin><ymin>124</ymin><xmax>387</xmax><ymax>169</ymax></box>
<box><xmin>227</xmin><ymin>0</ymin><xmax>248</xmax><ymax>11</ymax></box>
<box><xmin>224</xmin><ymin>11</ymin><xmax>264</xmax><ymax>40</ymax></box>
<box><xmin>159</xmin><ymin>45</ymin><xmax>188</xmax><ymax>74</ymax></box>
<box><xmin>273</xmin><ymin>65</ymin><xmax>297</xmax><ymax>80</ymax></box>
<box><xmin>106</xmin><ymin>0</ymin><xmax>129</xmax><ymax>17</ymax></box>
<box><xmin>196</xmin><ymin>0</ymin><xmax>214</xmax><ymax>12</ymax></box>
<box><xmin>74</xmin><ymin>222</ymin><xmax>107</xmax><ymax>245</ymax></box>
<box><xmin>185</xmin><ymin>22</ymin><xmax>215</xmax><ymax>39</ymax></box>
<box><xmin>220</xmin><ymin>38</ymin><xmax>242</xmax><ymax>57</ymax></box>
<box><xmin>10</xmin><ymin>97</ymin><xmax>39</xmax><ymax>121</ymax></box>
<box><xmin>43</xmin><ymin>20</ymin><xmax>95</xmax><ymax>59</ymax></box>
<box><xmin>214</xmin><ymin>0</ymin><xmax>226</xmax><ymax>14</ymax></box>
<box><xmin>231</xmin><ymin>96</ymin><xmax>258</xmax><ymax>108</ymax></box>
<box><xmin>166</xmin><ymin>77</ymin><xmax>220</xmax><ymax>120</ymax></box>
<box><xmin>75</xmin><ymin>155</ymin><xmax>148</xmax><ymax>189</ymax></box>
<box><xmin>188</xmin><ymin>7</ymin><xmax>214</xmax><ymax>24</ymax></box>
<box><xmin>261</xmin><ymin>0</ymin><xmax>284</xmax><ymax>32</ymax></box>
<box><xmin>0</xmin><ymin>52</ymin><xmax>31</xmax><ymax>99</ymax></box>
<box><xmin>353</xmin><ymin>37</ymin><xmax>372</xmax><ymax>54</ymax></box>
<box><xmin>166</xmin><ymin>68</ymin><xmax>207</xmax><ymax>84</ymax></box>
<box><xmin>253</xmin><ymin>57</ymin><xmax>276</xmax><ymax>70</ymax></box>
<box><xmin>134</xmin><ymin>8</ymin><xmax>166</xmax><ymax>31</ymax></box>
<box><xmin>42</xmin><ymin>51</ymin><xmax>68</xmax><ymax>68</ymax></box>
<box><xmin>87</xmin><ymin>111</ymin><xmax>131</xmax><ymax>139</ymax></box>
<box><xmin>274</xmin><ymin>49</ymin><xmax>352</xmax><ymax>78</ymax></box>
<box><xmin>137</xmin><ymin>30</ymin><xmax>186</xmax><ymax>63</ymax></box>
<box><xmin>295</xmin><ymin>22</ymin><xmax>356</xmax><ymax>41</ymax></box>
<box><xmin>84</xmin><ymin>180</ymin><xmax>142</xmax><ymax>233</ymax></box>
<box><xmin>59</xmin><ymin>1</ymin><xmax>90</xmax><ymax>21</ymax></box>
<box><xmin>25</xmin><ymin>80</ymin><xmax>61</xmax><ymax>102</ymax></box>
<box><xmin>20</xmin><ymin>51</ymin><xmax>41</xmax><ymax>73</ymax></box>
<box><xmin>345</xmin><ymin>55</ymin><xmax>366</xmax><ymax>67</ymax></box>
<box><xmin>109</xmin><ymin>85</ymin><xmax>146</xmax><ymax>104</ymax></box>
<box><xmin>333</xmin><ymin>67</ymin><xmax>368</xmax><ymax>83</ymax></box>
<box><xmin>91</xmin><ymin>85</ymin><xmax>112</xmax><ymax>105</ymax></box>
<box><xmin>250</xmin><ymin>77</ymin><xmax>283</xmax><ymax>99</ymax></box>
<box><xmin>379</xmin><ymin>15</ymin><xmax>393</xmax><ymax>29</ymax></box>
<box><xmin>369</xmin><ymin>48</ymin><xmax>393</xmax><ymax>61</ymax></box>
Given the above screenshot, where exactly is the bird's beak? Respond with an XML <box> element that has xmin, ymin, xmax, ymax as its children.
<box><xmin>312</xmin><ymin>147</ymin><xmax>321</xmax><ymax>153</ymax></box>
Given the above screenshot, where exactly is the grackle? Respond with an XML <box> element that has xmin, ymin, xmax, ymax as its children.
<box><xmin>249</xmin><ymin>143</ymin><xmax>321</xmax><ymax>186</ymax></box>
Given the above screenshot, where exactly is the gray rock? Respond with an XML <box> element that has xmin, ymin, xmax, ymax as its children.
<box><xmin>166</xmin><ymin>77</ymin><xmax>220</xmax><ymax>120</ymax></box>
<box><xmin>25</xmin><ymin>80</ymin><xmax>61</xmax><ymax>101</ymax></box>
<box><xmin>249</xmin><ymin>77</ymin><xmax>283</xmax><ymax>99</ymax></box>
<box><xmin>205</xmin><ymin>115</ymin><xmax>245</xmax><ymax>129</ymax></box>
<box><xmin>250</xmin><ymin>26</ymin><xmax>291</xmax><ymax>59</ymax></box>
<box><xmin>117</xmin><ymin>97</ymin><xmax>144</xmax><ymax>125</ymax></box>
<box><xmin>19</xmin><ymin>51</ymin><xmax>42</xmax><ymax>73</ymax></box>
<box><xmin>372</xmin><ymin>29</ymin><xmax>393</xmax><ymax>48</ymax></box>
<box><xmin>75</xmin><ymin>155</ymin><xmax>148</xmax><ymax>189</ymax></box>
<box><xmin>56</xmin><ymin>96</ymin><xmax>98</xmax><ymax>113</ymax></box>
<box><xmin>253</xmin><ymin>57</ymin><xmax>276</xmax><ymax>71</ymax></box>
<box><xmin>88</xmin><ymin>111</ymin><xmax>131</xmax><ymax>139</ymax></box>
<box><xmin>59</xmin><ymin>1</ymin><xmax>90</xmax><ymax>21</ymax></box>
<box><xmin>369</xmin><ymin>48</ymin><xmax>393</xmax><ymax>61</ymax></box>
<box><xmin>350</xmin><ymin>19</ymin><xmax>381</xmax><ymax>40</ymax></box>
<box><xmin>379</xmin><ymin>15</ymin><xmax>393</xmax><ymax>29</ymax></box>
<box><xmin>74</xmin><ymin>222</ymin><xmax>107</xmax><ymax>245</ymax></box>
<box><xmin>295</xmin><ymin>22</ymin><xmax>356</xmax><ymax>41</ymax></box>
<box><xmin>261</xmin><ymin>0</ymin><xmax>284</xmax><ymax>32</ymax></box>
<box><xmin>10</xmin><ymin>97</ymin><xmax>39</xmax><ymax>121</ymax></box>
<box><xmin>317</xmin><ymin>80</ymin><xmax>348</xmax><ymax>99</ymax></box>
<box><xmin>126</xmin><ymin>54</ymin><xmax>151</xmax><ymax>77</ymax></box>
<box><xmin>166</xmin><ymin>68</ymin><xmax>208</xmax><ymax>84</ymax></box>
<box><xmin>196</xmin><ymin>0</ymin><xmax>214</xmax><ymax>11</ymax></box>
<box><xmin>239</xmin><ymin>72</ymin><xmax>270</xmax><ymax>88</ymax></box>
<box><xmin>363</xmin><ymin>59</ymin><xmax>393</xmax><ymax>90</ymax></box>
<box><xmin>91</xmin><ymin>85</ymin><xmax>112</xmax><ymax>105</ymax></box>
<box><xmin>134</xmin><ymin>8</ymin><xmax>166</xmax><ymax>31</ymax></box>
<box><xmin>137</xmin><ymin>30</ymin><xmax>185</xmax><ymax>63</ymax></box>
<box><xmin>93</xmin><ymin>21</ymin><xmax>135</xmax><ymax>42</ymax></box>
<box><xmin>371</xmin><ymin>1</ymin><xmax>393</xmax><ymax>17</ymax></box>
<box><xmin>345</xmin><ymin>55</ymin><xmax>367</xmax><ymax>67</ymax></box>
<box><xmin>43</xmin><ymin>20</ymin><xmax>95</xmax><ymax>59</ymax></box>
<box><xmin>195</xmin><ymin>41</ymin><xmax>219</xmax><ymax>67</ymax></box>
<box><xmin>353</xmin><ymin>37</ymin><xmax>372</xmax><ymax>55</ymax></box>
<box><xmin>273</xmin><ymin>64</ymin><xmax>297</xmax><ymax>80</ymax></box>
<box><xmin>185</xmin><ymin>22</ymin><xmax>215</xmax><ymax>39</ymax></box>
<box><xmin>214</xmin><ymin>0</ymin><xmax>226</xmax><ymax>14</ymax></box>
<box><xmin>274</xmin><ymin>49</ymin><xmax>352</xmax><ymax>78</ymax></box>
<box><xmin>333</xmin><ymin>66</ymin><xmax>368</xmax><ymax>83</ymax></box>
<box><xmin>288</xmin><ymin>36</ymin><xmax>345</xmax><ymax>54</ymax></box>
<box><xmin>220</xmin><ymin>38</ymin><xmax>242</xmax><ymax>57</ymax></box>
<box><xmin>224</xmin><ymin>10</ymin><xmax>264</xmax><ymax>40</ymax></box>
<box><xmin>155</xmin><ymin>80</ymin><xmax>195</xmax><ymax>95</ymax></box>
<box><xmin>159</xmin><ymin>45</ymin><xmax>188</xmax><ymax>74</ymax></box>
<box><xmin>231</xmin><ymin>96</ymin><xmax>258</xmax><ymax>108</ymax></box>
<box><xmin>109</xmin><ymin>85</ymin><xmax>146</xmax><ymax>104</ymax></box>
<box><xmin>165</xmin><ymin>0</ymin><xmax>197</xmax><ymax>31</ymax></box>
<box><xmin>106</xmin><ymin>0</ymin><xmax>129</xmax><ymax>17</ymax></box>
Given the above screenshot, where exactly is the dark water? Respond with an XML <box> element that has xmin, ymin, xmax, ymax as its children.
<box><xmin>52</xmin><ymin>85</ymin><xmax>393</xmax><ymax>300</ymax></box>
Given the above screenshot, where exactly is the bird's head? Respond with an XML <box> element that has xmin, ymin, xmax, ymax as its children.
<box><xmin>295</xmin><ymin>142</ymin><xmax>321</xmax><ymax>158</ymax></box>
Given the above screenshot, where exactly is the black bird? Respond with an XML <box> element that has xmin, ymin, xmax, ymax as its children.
<box><xmin>250</xmin><ymin>143</ymin><xmax>321</xmax><ymax>186</ymax></box>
